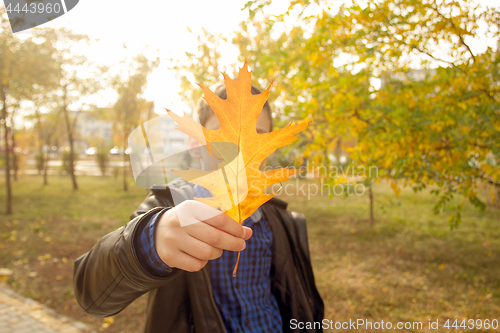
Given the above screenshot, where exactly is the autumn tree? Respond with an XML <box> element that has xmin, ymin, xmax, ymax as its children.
<box><xmin>0</xmin><ymin>12</ymin><xmax>59</xmax><ymax>214</ymax></box>
<box><xmin>37</xmin><ymin>27</ymin><xmax>102</xmax><ymax>190</ymax></box>
<box><xmin>113</xmin><ymin>54</ymin><xmax>159</xmax><ymax>191</ymax></box>
<box><xmin>173</xmin><ymin>28</ymin><xmax>227</xmax><ymax>112</ymax></box>
<box><xmin>27</xmin><ymin>97</ymin><xmax>65</xmax><ymax>185</ymax></box>
<box><xmin>233</xmin><ymin>0</ymin><xmax>500</xmax><ymax>226</ymax></box>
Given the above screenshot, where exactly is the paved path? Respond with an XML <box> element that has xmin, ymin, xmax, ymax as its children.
<box><xmin>0</xmin><ymin>286</ymin><xmax>94</xmax><ymax>333</ymax></box>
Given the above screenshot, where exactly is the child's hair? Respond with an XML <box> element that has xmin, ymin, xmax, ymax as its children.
<box><xmin>196</xmin><ymin>83</ymin><xmax>273</xmax><ymax>132</ymax></box>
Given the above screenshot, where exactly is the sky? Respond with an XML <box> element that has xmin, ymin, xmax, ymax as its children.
<box><xmin>9</xmin><ymin>0</ymin><xmax>500</xmax><ymax>116</ymax></box>
<box><xmin>34</xmin><ymin>0</ymin><xmax>290</xmax><ymax>116</ymax></box>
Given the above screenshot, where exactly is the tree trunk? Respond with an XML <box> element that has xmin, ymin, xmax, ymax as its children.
<box><xmin>43</xmin><ymin>144</ymin><xmax>49</xmax><ymax>185</ymax></box>
<box><xmin>1</xmin><ymin>84</ymin><xmax>12</xmax><ymax>215</ymax></box>
<box><xmin>122</xmin><ymin>130</ymin><xmax>128</xmax><ymax>191</ymax></box>
<box><xmin>335</xmin><ymin>136</ymin><xmax>342</xmax><ymax>162</ymax></box>
<box><xmin>39</xmin><ymin>148</ymin><xmax>44</xmax><ymax>177</ymax></box>
<box><xmin>43</xmin><ymin>158</ymin><xmax>49</xmax><ymax>185</ymax></box>
<box><xmin>9</xmin><ymin>104</ymin><xmax>19</xmax><ymax>182</ymax></box>
<box><xmin>62</xmin><ymin>85</ymin><xmax>78</xmax><ymax>190</ymax></box>
<box><xmin>35</xmin><ymin>110</ymin><xmax>47</xmax><ymax>184</ymax></box>
<box><xmin>10</xmin><ymin>126</ymin><xmax>17</xmax><ymax>181</ymax></box>
<box><xmin>68</xmin><ymin>133</ymin><xmax>78</xmax><ymax>190</ymax></box>
<box><xmin>369</xmin><ymin>186</ymin><xmax>374</xmax><ymax>225</ymax></box>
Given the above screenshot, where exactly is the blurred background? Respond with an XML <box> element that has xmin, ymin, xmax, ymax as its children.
<box><xmin>1</xmin><ymin>0</ymin><xmax>500</xmax><ymax>332</ymax></box>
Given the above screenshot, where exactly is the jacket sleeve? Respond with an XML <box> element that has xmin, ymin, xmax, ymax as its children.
<box><xmin>73</xmin><ymin>191</ymin><xmax>181</xmax><ymax>318</ymax></box>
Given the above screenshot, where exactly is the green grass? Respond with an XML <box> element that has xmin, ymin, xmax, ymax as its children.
<box><xmin>276</xmin><ymin>178</ymin><xmax>500</xmax><ymax>332</ymax></box>
<box><xmin>0</xmin><ymin>175</ymin><xmax>149</xmax><ymax>332</ymax></box>
<box><xmin>1</xmin><ymin>175</ymin><xmax>499</xmax><ymax>332</ymax></box>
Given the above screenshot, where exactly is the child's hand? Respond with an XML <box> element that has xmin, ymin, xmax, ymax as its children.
<box><xmin>154</xmin><ymin>200</ymin><xmax>253</xmax><ymax>272</ymax></box>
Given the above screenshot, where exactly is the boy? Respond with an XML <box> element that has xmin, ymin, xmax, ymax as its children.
<box><xmin>73</xmin><ymin>84</ymin><xmax>324</xmax><ymax>332</ymax></box>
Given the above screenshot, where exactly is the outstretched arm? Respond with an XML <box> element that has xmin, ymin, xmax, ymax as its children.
<box><xmin>73</xmin><ymin>206</ymin><xmax>181</xmax><ymax>317</ymax></box>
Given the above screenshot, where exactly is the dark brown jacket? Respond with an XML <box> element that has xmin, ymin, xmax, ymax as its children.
<box><xmin>73</xmin><ymin>180</ymin><xmax>324</xmax><ymax>332</ymax></box>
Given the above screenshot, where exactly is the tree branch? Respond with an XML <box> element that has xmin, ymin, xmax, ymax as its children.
<box><xmin>352</xmin><ymin>108</ymin><xmax>372</xmax><ymax>126</ymax></box>
<box><xmin>70</xmin><ymin>110</ymin><xmax>80</xmax><ymax>135</ymax></box>
<box><xmin>477</xmin><ymin>171</ymin><xmax>500</xmax><ymax>187</ymax></box>
<box><xmin>430</xmin><ymin>5</ymin><xmax>476</xmax><ymax>63</ymax></box>
<box><xmin>379</xmin><ymin>11</ymin><xmax>459</xmax><ymax>68</ymax></box>
<box><xmin>411</xmin><ymin>45</ymin><xmax>458</xmax><ymax>68</ymax></box>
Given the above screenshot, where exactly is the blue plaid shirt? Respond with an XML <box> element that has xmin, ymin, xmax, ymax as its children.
<box><xmin>135</xmin><ymin>185</ymin><xmax>282</xmax><ymax>332</ymax></box>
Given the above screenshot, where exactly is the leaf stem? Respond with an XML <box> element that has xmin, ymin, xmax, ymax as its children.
<box><xmin>232</xmin><ymin>251</ymin><xmax>241</xmax><ymax>277</ymax></box>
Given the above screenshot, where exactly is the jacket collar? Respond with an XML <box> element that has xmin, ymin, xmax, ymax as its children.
<box><xmin>264</xmin><ymin>196</ymin><xmax>288</xmax><ymax>210</ymax></box>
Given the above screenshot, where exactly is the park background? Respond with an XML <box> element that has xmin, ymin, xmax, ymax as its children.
<box><xmin>1</xmin><ymin>0</ymin><xmax>500</xmax><ymax>332</ymax></box>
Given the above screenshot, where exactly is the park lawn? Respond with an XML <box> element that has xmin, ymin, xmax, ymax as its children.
<box><xmin>0</xmin><ymin>175</ymin><xmax>499</xmax><ymax>332</ymax></box>
<box><xmin>278</xmin><ymin>179</ymin><xmax>500</xmax><ymax>332</ymax></box>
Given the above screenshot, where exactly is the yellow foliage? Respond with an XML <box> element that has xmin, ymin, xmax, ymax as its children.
<box><xmin>390</xmin><ymin>181</ymin><xmax>401</xmax><ymax>196</ymax></box>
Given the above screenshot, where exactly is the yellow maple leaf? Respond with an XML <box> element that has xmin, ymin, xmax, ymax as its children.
<box><xmin>167</xmin><ymin>63</ymin><xmax>309</xmax><ymax>275</ymax></box>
